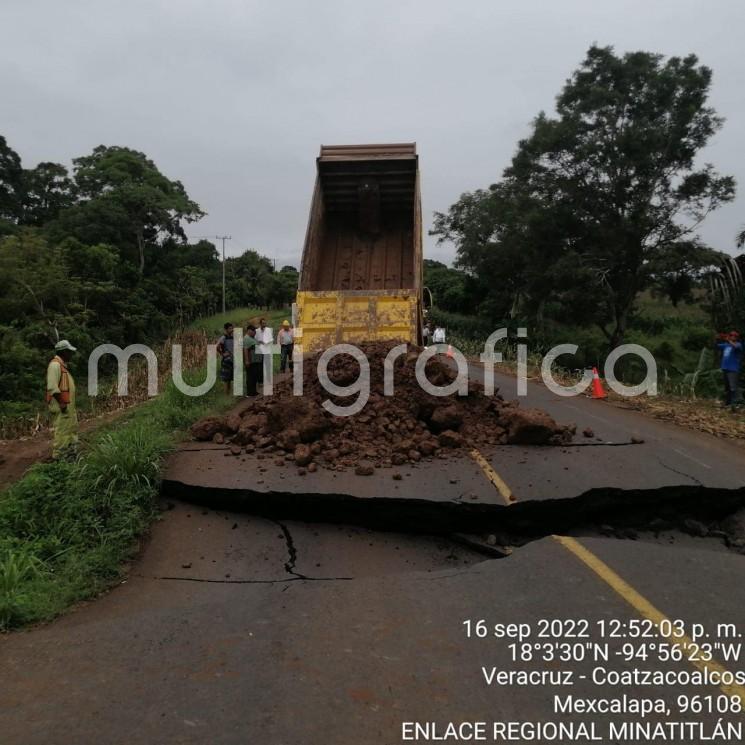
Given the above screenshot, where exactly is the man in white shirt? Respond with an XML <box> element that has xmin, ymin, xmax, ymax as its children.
<box><xmin>255</xmin><ymin>317</ymin><xmax>273</xmax><ymax>384</ymax></box>
<box><xmin>432</xmin><ymin>326</ymin><xmax>446</xmax><ymax>344</ymax></box>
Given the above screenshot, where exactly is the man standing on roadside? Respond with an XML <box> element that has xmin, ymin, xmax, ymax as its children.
<box><xmin>242</xmin><ymin>325</ymin><xmax>260</xmax><ymax>396</ymax></box>
<box><xmin>255</xmin><ymin>317</ymin><xmax>273</xmax><ymax>386</ymax></box>
<box><xmin>432</xmin><ymin>324</ymin><xmax>446</xmax><ymax>352</ymax></box>
<box><xmin>216</xmin><ymin>322</ymin><xmax>235</xmax><ymax>394</ymax></box>
<box><xmin>46</xmin><ymin>340</ymin><xmax>79</xmax><ymax>459</ymax></box>
<box><xmin>277</xmin><ymin>319</ymin><xmax>294</xmax><ymax>373</ymax></box>
<box><xmin>717</xmin><ymin>330</ymin><xmax>743</xmax><ymax>408</ymax></box>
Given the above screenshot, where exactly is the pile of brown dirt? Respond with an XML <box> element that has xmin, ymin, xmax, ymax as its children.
<box><xmin>190</xmin><ymin>341</ymin><xmax>575</xmax><ymax>472</ymax></box>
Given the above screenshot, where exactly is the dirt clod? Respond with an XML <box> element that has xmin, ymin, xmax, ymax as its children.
<box><xmin>430</xmin><ymin>405</ymin><xmax>463</xmax><ymax>432</ymax></box>
<box><xmin>355</xmin><ymin>461</ymin><xmax>375</xmax><ymax>476</ymax></box>
<box><xmin>191</xmin><ymin>416</ymin><xmax>228</xmax><ymax>441</ymax></box>
<box><xmin>294</xmin><ymin>443</ymin><xmax>313</xmax><ymax>467</ymax></box>
<box><xmin>504</xmin><ymin>407</ymin><xmax>572</xmax><ymax>445</ymax></box>
<box><xmin>438</xmin><ymin>430</ymin><xmax>464</xmax><ymax>448</ymax></box>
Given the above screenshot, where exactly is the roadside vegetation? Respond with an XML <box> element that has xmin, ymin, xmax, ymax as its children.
<box><xmin>0</xmin><ymin>303</ymin><xmax>288</xmax><ymax>629</ymax></box>
<box><xmin>189</xmin><ymin>306</ymin><xmax>290</xmax><ymax>335</ymax></box>
<box><xmin>0</xmin><ymin>373</ymin><xmax>231</xmax><ymax>630</ymax></box>
<box><xmin>0</xmin><ymin>138</ymin><xmax>298</xmax><ymax>436</ymax></box>
<box><xmin>426</xmin><ymin>45</ymin><xmax>744</xmax><ymax>405</ymax></box>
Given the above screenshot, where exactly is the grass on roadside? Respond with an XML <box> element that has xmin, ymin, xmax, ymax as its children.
<box><xmin>189</xmin><ymin>306</ymin><xmax>290</xmax><ymax>335</ymax></box>
<box><xmin>0</xmin><ymin>373</ymin><xmax>233</xmax><ymax>630</ymax></box>
<box><xmin>190</xmin><ymin>306</ymin><xmax>292</xmax><ymax>376</ymax></box>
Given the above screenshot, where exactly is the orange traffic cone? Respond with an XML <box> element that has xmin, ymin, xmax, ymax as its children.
<box><xmin>446</xmin><ymin>345</ymin><xmax>454</xmax><ymax>359</ymax></box>
<box><xmin>590</xmin><ymin>367</ymin><xmax>607</xmax><ymax>399</ymax></box>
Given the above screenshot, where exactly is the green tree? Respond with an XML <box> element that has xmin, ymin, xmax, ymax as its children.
<box><xmin>0</xmin><ymin>231</ymin><xmax>74</xmax><ymax>330</ymax></box>
<box><xmin>22</xmin><ymin>162</ymin><xmax>75</xmax><ymax>226</ymax></box>
<box><xmin>648</xmin><ymin>239</ymin><xmax>723</xmax><ymax>307</ymax></box>
<box><xmin>433</xmin><ymin>46</ymin><xmax>735</xmax><ymax>347</ymax></box>
<box><xmin>271</xmin><ymin>265</ymin><xmax>299</xmax><ymax>307</ymax></box>
<box><xmin>68</xmin><ymin>145</ymin><xmax>204</xmax><ymax>274</ymax></box>
<box><xmin>226</xmin><ymin>249</ymin><xmax>274</xmax><ymax>307</ymax></box>
<box><xmin>423</xmin><ymin>259</ymin><xmax>473</xmax><ymax>314</ymax></box>
<box><xmin>0</xmin><ymin>135</ymin><xmax>288</xmax><ymax>407</ymax></box>
<box><xmin>0</xmin><ymin>136</ymin><xmax>24</xmax><ymax>225</ymax></box>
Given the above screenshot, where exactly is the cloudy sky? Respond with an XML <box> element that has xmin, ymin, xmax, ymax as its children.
<box><xmin>2</xmin><ymin>0</ymin><xmax>743</xmax><ymax>267</ymax></box>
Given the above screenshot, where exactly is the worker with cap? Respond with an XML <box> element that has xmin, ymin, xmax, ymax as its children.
<box><xmin>716</xmin><ymin>330</ymin><xmax>743</xmax><ymax>408</ymax></box>
<box><xmin>46</xmin><ymin>340</ymin><xmax>79</xmax><ymax>459</ymax></box>
<box><xmin>276</xmin><ymin>319</ymin><xmax>294</xmax><ymax>373</ymax></box>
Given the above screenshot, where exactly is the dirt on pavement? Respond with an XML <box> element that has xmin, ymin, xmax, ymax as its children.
<box><xmin>190</xmin><ymin>341</ymin><xmax>576</xmax><ymax>473</ymax></box>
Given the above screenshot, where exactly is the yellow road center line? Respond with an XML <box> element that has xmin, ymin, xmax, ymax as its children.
<box><xmin>469</xmin><ymin>449</ymin><xmax>515</xmax><ymax>505</ymax></box>
<box><xmin>554</xmin><ymin>534</ymin><xmax>745</xmax><ymax>707</ymax></box>
<box><xmin>469</xmin><ymin>447</ymin><xmax>745</xmax><ymax>706</ymax></box>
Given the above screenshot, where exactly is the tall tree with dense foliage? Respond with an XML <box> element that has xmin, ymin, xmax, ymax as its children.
<box><xmin>66</xmin><ymin>146</ymin><xmax>205</xmax><ymax>274</ymax></box>
<box><xmin>0</xmin><ymin>136</ymin><xmax>291</xmax><ymax>412</ymax></box>
<box><xmin>433</xmin><ymin>46</ymin><xmax>735</xmax><ymax>347</ymax></box>
<box><xmin>22</xmin><ymin>162</ymin><xmax>75</xmax><ymax>226</ymax></box>
<box><xmin>0</xmin><ymin>136</ymin><xmax>24</xmax><ymax>225</ymax></box>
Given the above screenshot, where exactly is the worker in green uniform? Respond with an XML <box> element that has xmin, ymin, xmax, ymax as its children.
<box><xmin>46</xmin><ymin>340</ymin><xmax>78</xmax><ymax>459</ymax></box>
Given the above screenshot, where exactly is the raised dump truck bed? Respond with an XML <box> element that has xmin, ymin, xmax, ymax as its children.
<box><xmin>295</xmin><ymin>143</ymin><xmax>423</xmax><ymax>353</ymax></box>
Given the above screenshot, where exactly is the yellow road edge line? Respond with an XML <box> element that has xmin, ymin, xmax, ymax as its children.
<box><xmin>469</xmin><ymin>448</ymin><xmax>514</xmax><ymax>505</ymax></box>
<box><xmin>554</xmin><ymin>534</ymin><xmax>745</xmax><ymax>707</ymax></box>
<box><xmin>469</xmin><ymin>446</ymin><xmax>745</xmax><ymax>706</ymax></box>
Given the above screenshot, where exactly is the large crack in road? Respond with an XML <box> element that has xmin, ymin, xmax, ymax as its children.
<box><xmin>161</xmin><ymin>479</ymin><xmax>745</xmax><ymax>567</ymax></box>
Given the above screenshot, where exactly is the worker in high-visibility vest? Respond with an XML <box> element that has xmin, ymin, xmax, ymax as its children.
<box><xmin>46</xmin><ymin>340</ymin><xmax>78</xmax><ymax>459</ymax></box>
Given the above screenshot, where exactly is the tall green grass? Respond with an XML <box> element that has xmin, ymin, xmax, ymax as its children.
<box><xmin>0</xmin><ymin>374</ymin><xmax>231</xmax><ymax>630</ymax></box>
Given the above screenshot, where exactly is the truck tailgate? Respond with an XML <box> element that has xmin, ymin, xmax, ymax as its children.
<box><xmin>296</xmin><ymin>289</ymin><xmax>419</xmax><ymax>352</ymax></box>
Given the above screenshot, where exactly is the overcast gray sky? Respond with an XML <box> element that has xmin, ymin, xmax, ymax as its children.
<box><xmin>2</xmin><ymin>0</ymin><xmax>743</xmax><ymax>267</ymax></box>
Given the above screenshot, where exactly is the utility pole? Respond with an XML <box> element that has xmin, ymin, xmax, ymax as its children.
<box><xmin>193</xmin><ymin>234</ymin><xmax>232</xmax><ymax>313</ymax></box>
<box><xmin>214</xmin><ymin>235</ymin><xmax>232</xmax><ymax>314</ymax></box>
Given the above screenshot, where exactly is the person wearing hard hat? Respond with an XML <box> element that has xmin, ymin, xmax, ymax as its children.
<box><xmin>276</xmin><ymin>319</ymin><xmax>294</xmax><ymax>373</ymax></box>
<box><xmin>46</xmin><ymin>340</ymin><xmax>79</xmax><ymax>459</ymax></box>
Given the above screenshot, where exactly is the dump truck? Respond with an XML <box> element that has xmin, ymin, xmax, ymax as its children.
<box><xmin>295</xmin><ymin>143</ymin><xmax>423</xmax><ymax>353</ymax></box>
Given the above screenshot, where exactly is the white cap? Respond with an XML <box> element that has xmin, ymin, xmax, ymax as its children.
<box><xmin>54</xmin><ymin>340</ymin><xmax>77</xmax><ymax>352</ymax></box>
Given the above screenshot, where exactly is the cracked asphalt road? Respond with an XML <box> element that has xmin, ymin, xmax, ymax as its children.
<box><xmin>2</xmin><ymin>368</ymin><xmax>745</xmax><ymax>744</ymax></box>
<box><xmin>3</xmin><ymin>501</ymin><xmax>744</xmax><ymax>744</ymax></box>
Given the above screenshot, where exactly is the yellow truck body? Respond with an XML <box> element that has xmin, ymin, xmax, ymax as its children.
<box><xmin>295</xmin><ymin>143</ymin><xmax>423</xmax><ymax>354</ymax></box>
